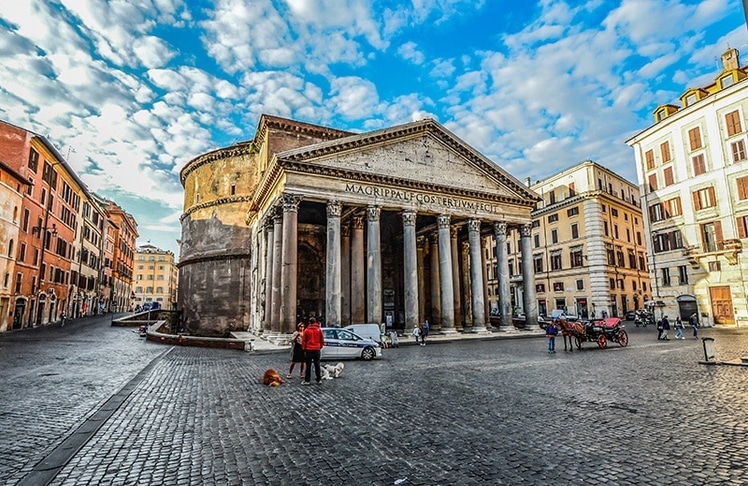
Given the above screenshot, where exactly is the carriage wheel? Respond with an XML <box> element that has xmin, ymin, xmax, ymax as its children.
<box><xmin>618</xmin><ymin>330</ymin><xmax>629</xmax><ymax>347</ymax></box>
<box><xmin>575</xmin><ymin>336</ymin><xmax>583</xmax><ymax>349</ymax></box>
<box><xmin>597</xmin><ymin>335</ymin><xmax>608</xmax><ymax>349</ymax></box>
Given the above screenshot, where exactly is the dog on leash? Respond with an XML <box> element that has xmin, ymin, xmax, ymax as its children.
<box><xmin>320</xmin><ymin>362</ymin><xmax>344</xmax><ymax>380</ymax></box>
<box><xmin>262</xmin><ymin>369</ymin><xmax>284</xmax><ymax>386</ymax></box>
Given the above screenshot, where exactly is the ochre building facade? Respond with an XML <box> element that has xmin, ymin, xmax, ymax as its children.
<box><xmin>179</xmin><ymin>115</ymin><xmax>541</xmax><ymax>337</ymax></box>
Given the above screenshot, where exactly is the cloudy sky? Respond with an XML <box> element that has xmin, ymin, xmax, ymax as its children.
<box><xmin>1</xmin><ymin>0</ymin><xmax>745</xmax><ymax>259</ymax></box>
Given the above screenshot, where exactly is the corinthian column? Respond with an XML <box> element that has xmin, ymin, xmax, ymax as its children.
<box><xmin>494</xmin><ymin>222</ymin><xmax>514</xmax><ymax>331</ymax></box>
<box><xmin>520</xmin><ymin>223</ymin><xmax>539</xmax><ymax>330</ymax></box>
<box><xmin>326</xmin><ymin>200</ymin><xmax>342</xmax><ymax>327</ymax></box>
<box><xmin>270</xmin><ymin>211</ymin><xmax>283</xmax><ymax>333</ymax></box>
<box><xmin>402</xmin><ymin>210</ymin><xmax>418</xmax><ymax>331</ymax></box>
<box><xmin>280</xmin><ymin>194</ymin><xmax>302</xmax><ymax>334</ymax></box>
<box><xmin>263</xmin><ymin>217</ymin><xmax>274</xmax><ymax>332</ymax></box>
<box><xmin>468</xmin><ymin>219</ymin><xmax>487</xmax><ymax>332</ymax></box>
<box><xmin>438</xmin><ymin>214</ymin><xmax>455</xmax><ymax>332</ymax></box>
<box><xmin>451</xmin><ymin>225</ymin><xmax>462</xmax><ymax>330</ymax></box>
<box><xmin>351</xmin><ymin>215</ymin><xmax>365</xmax><ymax>323</ymax></box>
<box><xmin>341</xmin><ymin>223</ymin><xmax>351</xmax><ymax>326</ymax></box>
<box><xmin>429</xmin><ymin>233</ymin><xmax>441</xmax><ymax>327</ymax></box>
<box><xmin>417</xmin><ymin>236</ymin><xmax>426</xmax><ymax>324</ymax></box>
<box><xmin>366</xmin><ymin>206</ymin><xmax>382</xmax><ymax>325</ymax></box>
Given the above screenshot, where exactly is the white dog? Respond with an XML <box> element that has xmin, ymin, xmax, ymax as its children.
<box><xmin>320</xmin><ymin>362</ymin><xmax>344</xmax><ymax>380</ymax></box>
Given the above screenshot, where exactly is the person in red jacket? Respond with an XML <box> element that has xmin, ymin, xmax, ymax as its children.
<box><xmin>302</xmin><ymin>317</ymin><xmax>325</xmax><ymax>385</ymax></box>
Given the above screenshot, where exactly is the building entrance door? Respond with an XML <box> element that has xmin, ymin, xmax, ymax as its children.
<box><xmin>709</xmin><ymin>286</ymin><xmax>734</xmax><ymax>324</ymax></box>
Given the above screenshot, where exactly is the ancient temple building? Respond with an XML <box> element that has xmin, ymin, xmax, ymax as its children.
<box><xmin>178</xmin><ymin>115</ymin><xmax>541</xmax><ymax>337</ymax></box>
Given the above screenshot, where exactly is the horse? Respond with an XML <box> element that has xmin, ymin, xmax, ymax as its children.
<box><xmin>555</xmin><ymin>318</ymin><xmax>577</xmax><ymax>352</ymax></box>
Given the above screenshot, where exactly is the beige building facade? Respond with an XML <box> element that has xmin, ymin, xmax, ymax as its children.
<box><xmin>627</xmin><ymin>47</ymin><xmax>748</xmax><ymax>326</ymax></box>
<box><xmin>499</xmin><ymin>161</ymin><xmax>650</xmax><ymax>319</ymax></box>
<box><xmin>179</xmin><ymin>115</ymin><xmax>541</xmax><ymax>337</ymax></box>
<box><xmin>134</xmin><ymin>244</ymin><xmax>178</xmax><ymax>310</ymax></box>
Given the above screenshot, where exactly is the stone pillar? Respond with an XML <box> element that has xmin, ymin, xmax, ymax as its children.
<box><xmin>366</xmin><ymin>206</ymin><xmax>382</xmax><ymax>325</ymax></box>
<box><xmin>461</xmin><ymin>241</ymin><xmax>472</xmax><ymax>327</ymax></box>
<box><xmin>326</xmin><ymin>200</ymin><xmax>342</xmax><ymax>327</ymax></box>
<box><xmin>468</xmin><ymin>219</ymin><xmax>487</xmax><ymax>332</ymax></box>
<box><xmin>494</xmin><ymin>222</ymin><xmax>514</xmax><ymax>331</ymax></box>
<box><xmin>417</xmin><ymin>236</ymin><xmax>426</xmax><ymax>325</ymax></box>
<box><xmin>402</xmin><ymin>210</ymin><xmax>419</xmax><ymax>331</ymax></box>
<box><xmin>263</xmin><ymin>218</ymin><xmax>274</xmax><ymax>332</ymax></box>
<box><xmin>351</xmin><ymin>215</ymin><xmax>365</xmax><ymax>323</ymax></box>
<box><xmin>341</xmin><ymin>223</ymin><xmax>351</xmax><ymax>326</ymax></box>
<box><xmin>429</xmin><ymin>233</ymin><xmax>441</xmax><ymax>327</ymax></box>
<box><xmin>270</xmin><ymin>211</ymin><xmax>283</xmax><ymax>333</ymax></box>
<box><xmin>451</xmin><ymin>225</ymin><xmax>462</xmax><ymax>330</ymax></box>
<box><xmin>437</xmin><ymin>214</ymin><xmax>456</xmax><ymax>332</ymax></box>
<box><xmin>520</xmin><ymin>223</ymin><xmax>539</xmax><ymax>330</ymax></box>
<box><xmin>280</xmin><ymin>194</ymin><xmax>301</xmax><ymax>334</ymax></box>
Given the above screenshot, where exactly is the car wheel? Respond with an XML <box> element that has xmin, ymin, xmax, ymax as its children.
<box><xmin>361</xmin><ymin>347</ymin><xmax>376</xmax><ymax>361</ymax></box>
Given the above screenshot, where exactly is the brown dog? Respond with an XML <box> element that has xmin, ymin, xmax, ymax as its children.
<box><xmin>263</xmin><ymin>369</ymin><xmax>284</xmax><ymax>386</ymax></box>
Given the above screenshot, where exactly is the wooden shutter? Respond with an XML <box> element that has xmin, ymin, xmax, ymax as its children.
<box><xmin>688</xmin><ymin>127</ymin><xmax>702</xmax><ymax>150</ymax></box>
<box><xmin>738</xmin><ymin>176</ymin><xmax>748</xmax><ymax>200</ymax></box>
<box><xmin>648</xmin><ymin>173</ymin><xmax>658</xmax><ymax>191</ymax></box>
<box><xmin>660</xmin><ymin>141</ymin><xmax>671</xmax><ymax>162</ymax></box>
<box><xmin>738</xmin><ymin>217</ymin><xmax>747</xmax><ymax>239</ymax></box>
<box><xmin>663</xmin><ymin>166</ymin><xmax>674</xmax><ymax>186</ymax></box>
<box><xmin>693</xmin><ymin>190</ymin><xmax>702</xmax><ymax>211</ymax></box>
<box><xmin>645</xmin><ymin>150</ymin><xmax>655</xmax><ymax>170</ymax></box>
<box><xmin>726</xmin><ymin>110</ymin><xmax>742</xmax><ymax>137</ymax></box>
<box><xmin>715</xmin><ymin>220</ymin><xmax>724</xmax><ymax>249</ymax></box>
<box><xmin>707</xmin><ymin>186</ymin><xmax>716</xmax><ymax>207</ymax></box>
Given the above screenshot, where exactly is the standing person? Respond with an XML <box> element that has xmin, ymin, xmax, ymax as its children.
<box><xmin>302</xmin><ymin>317</ymin><xmax>324</xmax><ymax>385</ymax></box>
<box><xmin>60</xmin><ymin>312</ymin><xmax>66</xmax><ymax>327</ymax></box>
<box><xmin>690</xmin><ymin>312</ymin><xmax>699</xmax><ymax>339</ymax></box>
<box><xmin>546</xmin><ymin>319</ymin><xmax>558</xmax><ymax>353</ymax></box>
<box><xmin>421</xmin><ymin>320</ymin><xmax>430</xmax><ymax>346</ymax></box>
<box><xmin>412</xmin><ymin>325</ymin><xmax>421</xmax><ymax>345</ymax></box>
<box><xmin>287</xmin><ymin>322</ymin><xmax>306</xmax><ymax>379</ymax></box>
<box><xmin>660</xmin><ymin>315</ymin><xmax>671</xmax><ymax>341</ymax></box>
<box><xmin>674</xmin><ymin>317</ymin><xmax>685</xmax><ymax>339</ymax></box>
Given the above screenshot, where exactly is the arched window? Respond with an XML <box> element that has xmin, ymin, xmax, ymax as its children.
<box><xmin>8</xmin><ymin>239</ymin><xmax>14</xmax><ymax>258</ymax></box>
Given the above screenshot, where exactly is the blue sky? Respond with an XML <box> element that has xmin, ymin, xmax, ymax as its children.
<box><xmin>0</xmin><ymin>0</ymin><xmax>745</xmax><ymax>260</ymax></box>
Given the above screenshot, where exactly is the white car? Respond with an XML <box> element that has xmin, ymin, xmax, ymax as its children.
<box><xmin>320</xmin><ymin>328</ymin><xmax>382</xmax><ymax>361</ymax></box>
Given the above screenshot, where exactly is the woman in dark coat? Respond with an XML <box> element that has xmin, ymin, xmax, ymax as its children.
<box><xmin>287</xmin><ymin>322</ymin><xmax>306</xmax><ymax>379</ymax></box>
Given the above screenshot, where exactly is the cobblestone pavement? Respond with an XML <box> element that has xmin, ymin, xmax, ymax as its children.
<box><xmin>3</xmin><ymin>320</ymin><xmax>748</xmax><ymax>485</ymax></box>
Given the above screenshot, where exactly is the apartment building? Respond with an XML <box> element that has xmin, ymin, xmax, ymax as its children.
<box><xmin>627</xmin><ymin>47</ymin><xmax>748</xmax><ymax>326</ymax></box>
<box><xmin>103</xmin><ymin>199</ymin><xmax>138</xmax><ymax>312</ymax></box>
<box><xmin>69</xmin><ymin>196</ymin><xmax>106</xmax><ymax>317</ymax></box>
<box><xmin>0</xmin><ymin>161</ymin><xmax>29</xmax><ymax>331</ymax></box>
<box><xmin>133</xmin><ymin>244</ymin><xmax>178</xmax><ymax>310</ymax></box>
<box><xmin>493</xmin><ymin>161</ymin><xmax>649</xmax><ymax>319</ymax></box>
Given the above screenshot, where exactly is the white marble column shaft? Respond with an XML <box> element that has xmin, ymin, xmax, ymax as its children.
<box><xmin>494</xmin><ymin>222</ymin><xmax>515</xmax><ymax>331</ymax></box>
<box><xmin>437</xmin><ymin>214</ymin><xmax>455</xmax><ymax>332</ymax></box>
<box><xmin>520</xmin><ymin>224</ymin><xmax>539</xmax><ymax>330</ymax></box>
<box><xmin>326</xmin><ymin>201</ymin><xmax>342</xmax><ymax>327</ymax></box>
<box><xmin>468</xmin><ymin>219</ymin><xmax>487</xmax><ymax>332</ymax></box>
<box><xmin>366</xmin><ymin>206</ymin><xmax>382</xmax><ymax>325</ymax></box>
<box><xmin>402</xmin><ymin>210</ymin><xmax>419</xmax><ymax>330</ymax></box>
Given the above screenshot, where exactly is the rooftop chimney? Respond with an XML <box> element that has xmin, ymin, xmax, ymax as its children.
<box><xmin>722</xmin><ymin>47</ymin><xmax>740</xmax><ymax>71</ymax></box>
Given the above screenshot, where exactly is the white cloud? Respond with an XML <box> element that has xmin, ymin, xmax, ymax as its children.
<box><xmin>329</xmin><ymin>76</ymin><xmax>381</xmax><ymax>119</ymax></box>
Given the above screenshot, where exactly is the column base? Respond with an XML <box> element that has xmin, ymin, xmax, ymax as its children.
<box><xmin>497</xmin><ymin>325</ymin><xmax>518</xmax><ymax>332</ymax></box>
<box><xmin>439</xmin><ymin>328</ymin><xmax>459</xmax><ymax>334</ymax></box>
<box><xmin>465</xmin><ymin>326</ymin><xmax>489</xmax><ymax>333</ymax></box>
<box><xmin>523</xmin><ymin>325</ymin><xmax>541</xmax><ymax>332</ymax></box>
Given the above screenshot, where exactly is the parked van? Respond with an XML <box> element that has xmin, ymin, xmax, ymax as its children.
<box><xmin>343</xmin><ymin>324</ymin><xmax>383</xmax><ymax>345</ymax></box>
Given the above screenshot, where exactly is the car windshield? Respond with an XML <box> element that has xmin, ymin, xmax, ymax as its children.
<box><xmin>337</xmin><ymin>330</ymin><xmax>357</xmax><ymax>341</ymax></box>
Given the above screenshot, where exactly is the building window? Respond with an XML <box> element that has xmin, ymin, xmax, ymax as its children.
<box><xmin>576</xmin><ymin>279</ymin><xmax>584</xmax><ymax>291</ymax></box>
<box><xmin>628</xmin><ymin>251</ymin><xmax>636</xmax><ymax>269</ymax></box>
<box><xmin>648</xmin><ymin>173</ymin><xmax>658</xmax><ymax>191</ymax></box>
<box><xmin>567</xmin><ymin>206</ymin><xmax>579</xmax><ymax>217</ymax></box>
<box><xmin>607</xmin><ymin>247</ymin><xmax>615</xmax><ymax>265</ymax></box>
<box><xmin>665</xmin><ymin>197</ymin><xmax>682</xmax><ymax>217</ymax></box>
<box><xmin>614</xmin><ymin>224</ymin><xmax>619</xmax><ymax>239</ymax></box>
<box><xmin>721</xmin><ymin>74</ymin><xmax>735</xmax><ymax>88</ymax></box>
<box><xmin>693</xmin><ymin>186</ymin><xmax>716</xmax><ymax>210</ymax></box>
<box><xmin>616</xmin><ymin>249</ymin><xmax>625</xmax><ymax>267</ymax></box>
<box><xmin>678</xmin><ymin>265</ymin><xmax>688</xmax><ymax>285</ymax></box>
<box><xmin>533</xmin><ymin>255</ymin><xmax>543</xmax><ymax>273</ymax></box>
<box><xmin>553</xmin><ymin>282</ymin><xmax>564</xmax><ymax>292</ymax></box>
<box><xmin>639</xmin><ymin>254</ymin><xmax>646</xmax><ymax>271</ymax></box>
<box><xmin>568</xmin><ymin>183</ymin><xmax>575</xmax><ymax>196</ymax></box>
<box><xmin>692</xmin><ymin>154</ymin><xmax>706</xmax><ymax>175</ymax></box>
<box><xmin>551</xmin><ymin>229</ymin><xmax>558</xmax><ymax>244</ymax></box>
<box><xmin>548</xmin><ymin>213</ymin><xmax>559</xmax><ymax>223</ymax></box>
<box><xmin>662</xmin><ymin>268</ymin><xmax>671</xmax><ymax>286</ymax></box>
<box><xmin>726</xmin><ymin>110</ymin><xmax>743</xmax><ymax>136</ymax></box>
<box><xmin>571</xmin><ymin>223</ymin><xmax>579</xmax><ymax>239</ymax></box>
<box><xmin>685</xmin><ymin>93</ymin><xmax>697</xmax><ymax>106</ymax></box>
<box><xmin>549</xmin><ymin>190</ymin><xmax>556</xmax><ymax>204</ymax></box>
<box><xmin>660</xmin><ymin>141</ymin><xmax>671</xmax><ymax>162</ymax></box>
<box><xmin>536</xmin><ymin>283</ymin><xmax>545</xmax><ymax>293</ymax></box>
<box><xmin>645</xmin><ymin>150</ymin><xmax>655</xmax><ymax>170</ymax></box>
<box><xmin>701</xmin><ymin>222</ymin><xmax>723</xmax><ymax>252</ymax></box>
<box><xmin>604</xmin><ymin>221</ymin><xmax>609</xmax><ymax>236</ymax></box>
<box><xmin>601</xmin><ymin>204</ymin><xmax>606</xmax><ymax>213</ymax></box>
<box><xmin>663</xmin><ymin>166</ymin><xmax>674</xmax><ymax>186</ymax></box>
<box><xmin>533</xmin><ymin>234</ymin><xmax>540</xmax><ymax>248</ymax></box>
<box><xmin>733</xmin><ymin>140</ymin><xmax>747</xmax><ymax>162</ymax></box>
<box><xmin>609</xmin><ymin>278</ymin><xmax>615</xmax><ymax>290</ymax></box>
<box><xmin>738</xmin><ymin>215</ymin><xmax>748</xmax><ymax>238</ymax></box>
<box><xmin>708</xmin><ymin>261</ymin><xmax>721</xmax><ymax>272</ymax></box>
<box><xmin>551</xmin><ymin>252</ymin><xmax>562</xmax><ymax>271</ymax></box>
<box><xmin>570</xmin><ymin>248</ymin><xmax>584</xmax><ymax>268</ymax></box>
<box><xmin>738</xmin><ymin>176</ymin><xmax>748</xmax><ymax>201</ymax></box>
<box><xmin>688</xmin><ymin>126</ymin><xmax>702</xmax><ymax>150</ymax></box>
<box><xmin>611</xmin><ymin>208</ymin><xmax>618</xmax><ymax>217</ymax></box>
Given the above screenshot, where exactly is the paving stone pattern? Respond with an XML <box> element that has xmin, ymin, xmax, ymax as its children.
<box><xmin>2</xmin><ymin>320</ymin><xmax>748</xmax><ymax>485</ymax></box>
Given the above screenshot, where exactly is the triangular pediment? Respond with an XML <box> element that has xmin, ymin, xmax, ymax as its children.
<box><xmin>276</xmin><ymin>119</ymin><xmax>539</xmax><ymax>204</ymax></box>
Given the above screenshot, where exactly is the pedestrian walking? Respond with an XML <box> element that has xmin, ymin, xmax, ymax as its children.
<box><xmin>421</xmin><ymin>320</ymin><xmax>430</xmax><ymax>346</ymax></box>
<box><xmin>60</xmin><ymin>312</ymin><xmax>66</xmax><ymax>327</ymax></box>
<box><xmin>389</xmin><ymin>330</ymin><xmax>399</xmax><ymax>348</ymax></box>
<box><xmin>546</xmin><ymin>320</ymin><xmax>558</xmax><ymax>353</ymax></box>
<box><xmin>301</xmin><ymin>317</ymin><xmax>324</xmax><ymax>385</ymax></box>
<box><xmin>689</xmin><ymin>312</ymin><xmax>699</xmax><ymax>339</ymax></box>
<box><xmin>412</xmin><ymin>325</ymin><xmax>421</xmax><ymax>345</ymax></box>
<box><xmin>287</xmin><ymin>322</ymin><xmax>306</xmax><ymax>379</ymax></box>
<box><xmin>674</xmin><ymin>316</ymin><xmax>685</xmax><ymax>339</ymax></box>
<box><xmin>660</xmin><ymin>315</ymin><xmax>671</xmax><ymax>340</ymax></box>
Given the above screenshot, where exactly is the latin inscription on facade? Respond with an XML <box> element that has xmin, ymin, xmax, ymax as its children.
<box><xmin>345</xmin><ymin>183</ymin><xmax>500</xmax><ymax>214</ymax></box>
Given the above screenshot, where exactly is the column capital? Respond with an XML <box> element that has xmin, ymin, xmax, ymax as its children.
<box><xmin>341</xmin><ymin>223</ymin><xmax>351</xmax><ymax>237</ymax></box>
<box><xmin>450</xmin><ymin>225</ymin><xmax>459</xmax><ymax>239</ymax></box>
<box><xmin>352</xmin><ymin>215</ymin><xmax>364</xmax><ymax>230</ymax></box>
<box><xmin>417</xmin><ymin>235</ymin><xmax>427</xmax><ymax>249</ymax></box>
<box><xmin>366</xmin><ymin>205</ymin><xmax>381</xmax><ymax>222</ymax></box>
<box><xmin>402</xmin><ymin>210</ymin><xmax>417</xmax><ymax>227</ymax></box>
<box><xmin>437</xmin><ymin>213</ymin><xmax>451</xmax><ymax>229</ymax></box>
<box><xmin>281</xmin><ymin>193</ymin><xmax>303</xmax><ymax>213</ymax></box>
<box><xmin>327</xmin><ymin>200</ymin><xmax>342</xmax><ymax>218</ymax></box>
<box><xmin>468</xmin><ymin>219</ymin><xmax>481</xmax><ymax>233</ymax></box>
<box><xmin>520</xmin><ymin>223</ymin><xmax>532</xmax><ymax>238</ymax></box>
<box><xmin>494</xmin><ymin>221</ymin><xmax>508</xmax><ymax>239</ymax></box>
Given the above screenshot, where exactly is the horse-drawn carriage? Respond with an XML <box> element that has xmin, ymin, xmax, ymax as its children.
<box><xmin>570</xmin><ymin>317</ymin><xmax>628</xmax><ymax>349</ymax></box>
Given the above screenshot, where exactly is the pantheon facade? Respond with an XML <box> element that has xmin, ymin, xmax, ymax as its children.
<box><xmin>178</xmin><ymin>115</ymin><xmax>541</xmax><ymax>337</ymax></box>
